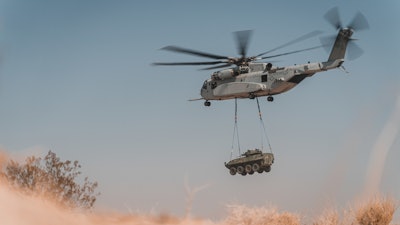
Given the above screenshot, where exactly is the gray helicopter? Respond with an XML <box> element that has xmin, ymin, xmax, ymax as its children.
<box><xmin>154</xmin><ymin>8</ymin><xmax>369</xmax><ymax>107</ymax></box>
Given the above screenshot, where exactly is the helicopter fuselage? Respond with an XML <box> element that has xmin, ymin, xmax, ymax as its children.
<box><xmin>200</xmin><ymin>59</ymin><xmax>343</xmax><ymax>101</ymax></box>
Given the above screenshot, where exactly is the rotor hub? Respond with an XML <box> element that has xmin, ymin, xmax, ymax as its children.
<box><xmin>340</xmin><ymin>28</ymin><xmax>354</xmax><ymax>39</ymax></box>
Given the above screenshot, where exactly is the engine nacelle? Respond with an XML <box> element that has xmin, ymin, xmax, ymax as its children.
<box><xmin>211</xmin><ymin>69</ymin><xmax>236</xmax><ymax>80</ymax></box>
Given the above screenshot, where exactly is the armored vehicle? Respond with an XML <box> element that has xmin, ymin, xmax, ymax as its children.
<box><xmin>225</xmin><ymin>149</ymin><xmax>274</xmax><ymax>176</ymax></box>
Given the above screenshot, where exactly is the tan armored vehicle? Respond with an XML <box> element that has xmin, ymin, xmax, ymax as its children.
<box><xmin>225</xmin><ymin>149</ymin><xmax>274</xmax><ymax>176</ymax></box>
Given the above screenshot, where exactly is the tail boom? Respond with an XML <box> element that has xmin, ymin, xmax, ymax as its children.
<box><xmin>327</xmin><ymin>28</ymin><xmax>353</xmax><ymax>62</ymax></box>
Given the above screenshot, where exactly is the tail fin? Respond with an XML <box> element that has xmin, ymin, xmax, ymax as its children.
<box><xmin>327</xmin><ymin>28</ymin><xmax>353</xmax><ymax>61</ymax></box>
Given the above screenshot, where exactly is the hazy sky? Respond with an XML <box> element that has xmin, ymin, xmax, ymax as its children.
<box><xmin>0</xmin><ymin>0</ymin><xmax>399</xmax><ymax>220</ymax></box>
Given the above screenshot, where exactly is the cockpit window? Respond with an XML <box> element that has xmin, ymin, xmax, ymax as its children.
<box><xmin>202</xmin><ymin>81</ymin><xmax>207</xmax><ymax>89</ymax></box>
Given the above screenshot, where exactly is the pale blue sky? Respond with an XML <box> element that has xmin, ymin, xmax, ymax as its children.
<box><xmin>0</xmin><ymin>0</ymin><xmax>399</xmax><ymax>220</ymax></box>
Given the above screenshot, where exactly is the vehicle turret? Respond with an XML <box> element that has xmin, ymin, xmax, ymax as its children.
<box><xmin>242</xmin><ymin>149</ymin><xmax>263</xmax><ymax>157</ymax></box>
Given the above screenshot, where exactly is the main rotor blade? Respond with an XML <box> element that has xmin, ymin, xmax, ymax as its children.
<box><xmin>319</xmin><ymin>35</ymin><xmax>336</xmax><ymax>52</ymax></box>
<box><xmin>256</xmin><ymin>30</ymin><xmax>323</xmax><ymax>57</ymax></box>
<box><xmin>324</xmin><ymin>7</ymin><xmax>342</xmax><ymax>30</ymax></box>
<box><xmin>260</xmin><ymin>45</ymin><xmax>323</xmax><ymax>59</ymax></box>
<box><xmin>348</xmin><ymin>12</ymin><xmax>369</xmax><ymax>31</ymax></box>
<box><xmin>234</xmin><ymin>30</ymin><xmax>253</xmax><ymax>58</ymax></box>
<box><xmin>160</xmin><ymin>46</ymin><xmax>228</xmax><ymax>60</ymax></box>
<box><xmin>152</xmin><ymin>61</ymin><xmax>226</xmax><ymax>66</ymax></box>
<box><xmin>200</xmin><ymin>63</ymin><xmax>233</xmax><ymax>70</ymax></box>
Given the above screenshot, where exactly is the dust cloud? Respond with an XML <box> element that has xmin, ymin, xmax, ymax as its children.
<box><xmin>0</xmin><ymin>181</ymin><xmax>398</xmax><ymax>225</ymax></box>
<box><xmin>0</xmin><ymin>184</ymin><xmax>215</xmax><ymax>225</ymax></box>
<box><xmin>0</xmin><ymin>150</ymin><xmax>212</xmax><ymax>225</ymax></box>
<box><xmin>0</xmin><ymin>151</ymin><xmax>210</xmax><ymax>225</ymax></box>
<box><xmin>363</xmin><ymin>94</ymin><xmax>400</xmax><ymax>198</ymax></box>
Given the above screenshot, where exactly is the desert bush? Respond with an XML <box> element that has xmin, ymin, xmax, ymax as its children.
<box><xmin>223</xmin><ymin>204</ymin><xmax>300</xmax><ymax>225</ymax></box>
<box><xmin>354</xmin><ymin>195</ymin><xmax>397</xmax><ymax>225</ymax></box>
<box><xmin>0</xmin><ymin>150</ymin><xmax>99</xmax><ymax>209</ymax></box>
<box><xmin>313</xmin><ymin>209</ymin><xmax>340</xmax><ymax>225</ymax></box>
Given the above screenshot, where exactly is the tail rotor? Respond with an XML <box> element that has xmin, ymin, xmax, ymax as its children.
<box><xmin>321</xmin><ymin>7</ymin><xmax>369</xmax><ymax>60</ymax></box>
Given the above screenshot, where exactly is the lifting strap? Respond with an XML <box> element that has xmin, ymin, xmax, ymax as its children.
<box><xmin>230</xmin><ymin>97</ymin><xmax>273</xmax><ymax>160</ymax></box>
<box><xmin>256</xmin><ymin>97</ymin><xmax>273</xmax><ymax>154</ymax></box>
<box><xmin>230</xmin><ymin>98</ymin><xmax>241</xmax><ymax>160</ymax></box>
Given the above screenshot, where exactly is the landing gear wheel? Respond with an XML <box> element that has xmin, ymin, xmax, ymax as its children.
<box><xmin>229</xmin><ymin>167</ymin><xmax>237</xmax><ymax>175</ymax></box>
<box><xmin>245</xmin><ymin>164</ymin><xmax>252</xmax><ymax>173</ymax></box>
<box><xmin>267</xmin><ymin>96</ymin><xmax>274</xmax><ymax>102</ymax></box>
<box><xmin>249</xmin><ymin>93</ymin><xmax>256</xmax><ymax>99</ymax></box>
<box><xmin>204</xmin><ymin>101</ymin><xmax>211</xmax><ymax>107</ymax></box>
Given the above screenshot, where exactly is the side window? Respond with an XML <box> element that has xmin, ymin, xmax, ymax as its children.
<box><xmin>211</xmin><ymin>81</ymin><xmax>217</xmax><ymax>89</ymax></box>
<box><xmin>261</xmin><ymin>75</ymin><xmax>268</xmax><ymax>82</ymax></box>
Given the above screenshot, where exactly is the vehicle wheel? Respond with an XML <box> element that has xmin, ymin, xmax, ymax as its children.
<box><xmin>245</xmin><ymin>164</ymin><xmax>252</xmax><ymax>173</ymax></box>
<box><xmin>249</xmin><ymin>171</ymin><xmax>254</xmax><ymax>175</ymax></box>
<box><xmin>264</xmin><ymin>165</ymin><xmax>271</xmax><ymax>173</ymax></box>
<box><xmin>252</xmin><ymin>163</ymin><xmax>260</xmax><ymax>172</ymax></box>
<box><xmin>257</xmin><ymin>169</ymin><xmax>264</xmax><ymax>174</ymax></box>
<box><xmin>229</xmin><ymin>167</ymin><xmax>237</xmax><ymax>175</ymax></box>
<box><xmin>237</xmin><ymin>166</ymin><xmax>244</xmax><ymax>174</ymax></box>
<box><xmin>267</xmin><ymin>96</ymin><xmax>274</xmax><ymax>102</ymax></box>
<box><xmin>241</xmin><ymin>172</ymin><xmax>247</xmax><ymax>176</ymax></box>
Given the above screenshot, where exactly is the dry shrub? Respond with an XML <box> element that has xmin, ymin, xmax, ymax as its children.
<box><xmin>313</xmin><ymin>209</ymin><xmax>340</xmax><ymax>225</ymax></box>
<box><xmin>354</xmin><ymin>195</ymin><xmax>397</xmax><ymax>225</ymax></box>
<box><xmin>0</xmin><ymin>151</ymin><xmax>7</xmax><ymax>183</ymax></box>
<box><xmin>223</xmin><ymin>204</ymin><xmax>300</xmax><ymax>225</ymax></box>
<box><xmin>1</xmin><ymin>150</ymin><xmax>99</xmax><ymax>209</ymax></box>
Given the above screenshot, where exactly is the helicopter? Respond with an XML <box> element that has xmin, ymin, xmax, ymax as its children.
<box><xmin>153</xmin><ymin>8</ymin><xmax>369</xmax><ymax>107</ymax></box>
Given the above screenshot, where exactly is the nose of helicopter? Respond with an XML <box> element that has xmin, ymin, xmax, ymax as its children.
<box><xmin>200</xmin><ymin>80</ymin><xmax>213</xmax><ymax>100</ymax></box>
<box><xmin>200</xmin><ymin>86</ymin><xmax>206</xmax><ymax>98</ymax></box>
